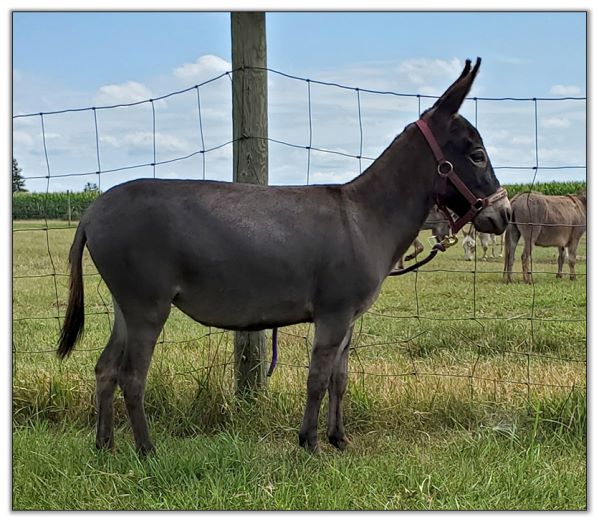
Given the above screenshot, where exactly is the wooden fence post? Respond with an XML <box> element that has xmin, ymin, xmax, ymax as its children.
<box><xmin>231</xmin><ymin>11</ymin><xmax>269</xmax><ymax>394</ymax></box>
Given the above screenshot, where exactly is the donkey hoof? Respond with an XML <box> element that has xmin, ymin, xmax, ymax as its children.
<box><xmin>95</xmin><ymin>437</ymin><xmax>114</xmax><ymax>452</ymax></box>
<box><xmin>299</xmin><ymin>433</ymin><xmax>320</xmax><ymax>454</ymax></box>
<box><xmin>328</xmin><ymin>434</ymin><xmax>350</xmax><ymax>451</ymax></box>
<box><xmin>136</xmin><ymin>443</ymin><xmax>155</xmax><ymax>457</ymax></box>
<box><xmin>556</xmin><ymin>273</ymin><xmax>563</xmax><ymax>279</ymax></box>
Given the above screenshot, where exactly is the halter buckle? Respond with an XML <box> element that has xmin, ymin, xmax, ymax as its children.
<box><xmin>440</xmin><ymin>235</ymin><xmax>458</xmax><ymax>249</ymax></box>
<box><xmin>437</xmin><ymin>160</ymin><xmax>453</xmax><ymax>177</ymax></box>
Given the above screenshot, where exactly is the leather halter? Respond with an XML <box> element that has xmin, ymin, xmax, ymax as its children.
<box><xmin>415</xmin><ymin>118</ymin><xmax>508</xmax><ymax>234</ymax></box>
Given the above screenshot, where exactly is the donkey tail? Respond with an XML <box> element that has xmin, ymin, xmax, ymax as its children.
<box><xmin>57</xmin><ymin>224</ymin><xmax>87</xmax><ymax>359</ymax></box>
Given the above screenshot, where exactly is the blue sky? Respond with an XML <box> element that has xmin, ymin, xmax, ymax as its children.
<box><xmin>12</xmin><ymin>11</ymin><xmax>587</xmax><ymax>192</ymax></box>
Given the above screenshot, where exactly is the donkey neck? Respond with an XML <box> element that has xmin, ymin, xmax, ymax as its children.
<box><xmin>344</xmin><ymin>123</ymin><xmax>438</xmax><ymax>269</ymax></box>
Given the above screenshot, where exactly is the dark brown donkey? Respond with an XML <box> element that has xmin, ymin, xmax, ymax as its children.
<box><xmin>57</xmin><ymin>58</ymin><xmax>510</xmax><ymax>455</ymax></box>
<box><xmin>503</xmin><ymin>191</ymin><xmax>586</xmax><ymax>283</ymax></box>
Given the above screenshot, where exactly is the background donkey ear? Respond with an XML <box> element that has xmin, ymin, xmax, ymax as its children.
<box><xmin>429</xmin><ymin>57</ymin><xmax>481</xmax><ymax>119</ymax></box>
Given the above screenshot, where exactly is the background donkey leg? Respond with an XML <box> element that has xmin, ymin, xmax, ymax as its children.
<box><xmin>503</xmin><ymin>224</ymin><xmax>520</xmax><ymax>283</ymax></box>
<box><xmin>299</xmin><ymin>317</ymin><xmax>352</xmax><ymax>453</ymax></box>
<box><xmin>521</xmin><ymin>227</ymin><xmax>539</xmax><ymax>284</ymax></box>
<box><xmin>480</xmin><ymin>234</ymin><xmax>489</xmax><ymax>261</ymax></box>
<box><xmin>490</xmin><ymin>235</ymin><xmax>497</xmax><ymax>258</ymax></box>
<box><xmin>327</xmin><ymin>326</ymin><xmax>354</xmax><ymax>450</ymax></box>
<box><xmin>556</xmin><ymin>246</ymin><xmax>567</xmax><ymax>279</ymax></box>
<box><xmin>404</xmin><ymin>239</ymin><xmax>424</xmax><ymax>262</ymax></box>
<box><xmin>566</xmin><ymin>237</ymin><xmax>581</xmax><ymax>281</ymax></box>
<box><xmin>117</xmin><ymin>301</ymin><xmax>171</xmax><ymax>455</ymax></box>
<box><xmin>94</xmin><ymin>298</ymin><xmax>127</xmax><ymax>450</ymax></box>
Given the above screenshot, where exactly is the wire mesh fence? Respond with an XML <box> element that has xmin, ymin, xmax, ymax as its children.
<box><xmin>12</xmin><ymin>66</ymin><xmax>587</xmax><ymax>409</ymax></box>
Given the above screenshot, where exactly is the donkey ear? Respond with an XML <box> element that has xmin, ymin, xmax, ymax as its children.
<box><xmin>430</xmin><ymin>57</ymin><xmax>481</xmax><ymax>118</ymax></box>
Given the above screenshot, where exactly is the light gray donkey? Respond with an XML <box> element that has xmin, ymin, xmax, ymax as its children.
<box><xmin>462</xmin><ymin>228</ymin><xmax>503</xmax><ymax>261</ymax></box>
<box><xmin>57</xmin><ymin>58</ymin><xmax>510</xmax><ymax>455</ymax></box>
<box><xmin>503</xmin><ymin>191</ymin><xmax>586</xmax><ymax>283</ymax></box>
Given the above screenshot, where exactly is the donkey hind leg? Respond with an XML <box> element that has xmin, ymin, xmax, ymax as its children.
<box><xmin>95</xmin><ymin>298</ymin><xmax>127</xmax><ymax>450</ymax></box>
<box><xmin>327</xmin><ymin>326</ymin><xmax>354</xmax><ymax>450</ymax></box>
<box><xmin>521</xmin><ymin>228</ymin><xmax>540</xmax><ymax>284</ymax></box>
<box><xmin>556</xmin><ymin>247</ymin><xmax>567</xmax><ymax>279</ymax></box>
<box><xmin>299</xmin><ymin>318</ymin><xmax>352</xmax><ymax>453</ymax></box>
<box><xmin>567</xmin><ymin>237</ymin><xmax>581</xmax><ymax>281</ymax></box>
<box><xmin>117</xmin><ymin>301</ymin><xmax>171</xmax><ymax>456</ymax></box>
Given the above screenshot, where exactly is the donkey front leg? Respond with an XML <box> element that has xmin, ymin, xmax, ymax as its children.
<box><xmin>327</xmin><ymin>326</ymin><xmax>354</xmax><ymax>450</ymax></box>
<box><xmin>299</xmin><ymin>318</ymin><xmax>352</xmax><ymax>453</ymax></box>
<box><xmin>556</xmin><ymin>246</ymin><xmax>567</xmax><ymax>279</ymax></box>
<box><xmin>521</xmin><ymin>232</ymin><xmax>536</xmax><ymax>284</ymax></box>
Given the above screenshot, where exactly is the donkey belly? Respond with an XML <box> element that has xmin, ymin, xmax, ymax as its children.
<box><xmin>172</xmin><ymin>275</ymin><xmax>313</xmax><ymax>330</ymax></box>
<box><xmin>535</xmin><ymin>226</ymin><xmax>571</xmax><ymax>247</ymax></box>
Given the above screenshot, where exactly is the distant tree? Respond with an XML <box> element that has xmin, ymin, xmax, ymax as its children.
<box><xmin>12</xmin><ymin>158</ymin><xmax>27</xmax><ymax>193</ymax></box>
<box><xmin>83</xmin><ymin>182</ymin><xmax>100</xmax><ymax>193</ymax></box>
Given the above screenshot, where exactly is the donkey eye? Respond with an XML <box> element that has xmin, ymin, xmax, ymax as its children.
<box><xmin>469</xmin><ymin>149</ymin><xmax>487</xmax><ymax>165</ymax></box>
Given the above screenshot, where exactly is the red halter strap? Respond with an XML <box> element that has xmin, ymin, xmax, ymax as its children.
<box><xmin>414</xmin><ymin>118</ymin><xmax>507</xmax><ymax>234</ymax></box>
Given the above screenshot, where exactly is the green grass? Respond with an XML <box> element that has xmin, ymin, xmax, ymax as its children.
<box><xmin>12</xmin><ymin>221</ymin><xmax>587</xmax><ymax>510</ymax></box>
<box><xmin>12</xmin><ymin>409</ymin><xmax>586</xmax><ymax>510</ymax></box>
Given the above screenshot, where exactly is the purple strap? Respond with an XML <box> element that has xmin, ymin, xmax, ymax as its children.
<box><xmin>267</xmin><ymin>327</ymin><xmax>278</xmax><ymax>377</ymax></box>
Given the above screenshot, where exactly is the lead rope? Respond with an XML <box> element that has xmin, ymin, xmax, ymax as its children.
<box><xmin>389</xmin><ymin>235</ymin><xmax>458</xmax><ymax>276</ymax></box>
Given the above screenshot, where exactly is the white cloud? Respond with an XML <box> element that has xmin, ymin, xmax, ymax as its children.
<box><xmin>13</xmin><ymin>129</ymin><xmax>60</xmax><ymax>148</ymax></box>
<box><xmin>542</xmin><ymin>117</ymin><xmax>571</xmax><ymax>129</ymax></box>
<box><xmin>549</xmin><ymin>84</ymin><xmax>582</xmax><ymax>96</ymax></box>
<box><xmin>309</xmin><ymin>170</ymin><xmax>356</xmax><ymax>184</ymax></box>
<box><xmin>418</xmin><ymin>85</ymin><xmax>441</xmax><ymax>97</ymax></box>
<box><xmin>511</xmin><ymin>135</ymin><xmax>534</xmax><ymax>146</ymax></box>
<box><xmin>13</xmin><ymin>130</ymin><xmax>33</xmax><ymax>147</ymax></box>
<box><xmin>95</xmin><ymin>81</ymin><xmax>154</xmax><ymax>105</ymax></box>
<box><xmin>398</xmin><ymin>58</ymin><xmax>463</xmax><ymax>87</ymax></box>
<box><xmin>495</xmin><ymin>56</ymin><xmax>531</xmax><ymax>65</ymax></box>
<box><xmin>98</xmin><ymin>132</ymin><xmax>191</xmax><ymax>154</ymax></box>
<box><xmin>99</xmin><ymin>135</ymin><xmax>120</xmax><ymax>148</ymax></box>
<box><xmin>41</xmin><ymin>132</ymin><xmax>61</xmax><ymax>140</ymax></box>
<box><xmin>123</xmin><ymin>131</ymin><xmax>190</xmax><ymax>153</ymax></box>
<box><xmin>173</xmin><ymin>54</ymin><xmax>231</xmax><ymax>83</ymax></box>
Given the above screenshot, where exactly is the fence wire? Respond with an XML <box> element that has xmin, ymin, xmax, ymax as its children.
<box><xmin>12</xmin><ymin>66</ymin><xmax>587</xmax><ymax>403</ymax></box>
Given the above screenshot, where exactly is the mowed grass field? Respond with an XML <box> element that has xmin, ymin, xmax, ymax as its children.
<box><xmin>12</xmin><ymin>220</ymin><xmax>587</xmax><ymax>510</ymax></box>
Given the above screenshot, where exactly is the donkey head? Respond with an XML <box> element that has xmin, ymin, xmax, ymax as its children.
<box><xmin>461</xmin><ymin>228</ymin><xmax>476</xmax><ymax>261</ymax></box>
<box><xmin>421</xmin><ymin>58</ymin><xmax>510</xmax><ymax>235</ymax></box>
<box><xmin>575</xmin><ymin>190</ymin><xmax>587</xmax><ymax>209</ymax></box>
